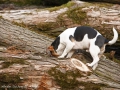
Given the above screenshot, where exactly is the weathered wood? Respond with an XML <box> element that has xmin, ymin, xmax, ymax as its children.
<box><xmin>80</xmin><ymin>50</ymin><xmax>120</xmax><ymax>88</ymax></box>
<box><xmin>0</xmin><ymin>18</ymin><xmax>53</xmax><ymax>54</ymax></box>
<box><xmin>95</xmin><ymin>58</ymin><xmax>120</xmax><ymax>88</ymax></box>
<box><xmin>0</xmin><ymin>18</ymin><xmax>120</xmax><ymax>89</ymax></box>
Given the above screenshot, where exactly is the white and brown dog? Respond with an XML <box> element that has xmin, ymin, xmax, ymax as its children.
<box><xmin>48</xmin><ymin>26</ymin><xmax>118</xmax><ymax>70</ymax></box>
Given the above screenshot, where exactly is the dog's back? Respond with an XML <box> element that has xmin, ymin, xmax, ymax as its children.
<box><xmin>59</xmin><ymin>26</ymin><xmax>106</xmax><ymax>50</ymax></box>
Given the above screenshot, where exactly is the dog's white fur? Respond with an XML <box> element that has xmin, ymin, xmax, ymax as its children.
<box><xmin>53</xmin><ymin>27</ymin><xmax>118</xmax><ymax>70</ymax></box>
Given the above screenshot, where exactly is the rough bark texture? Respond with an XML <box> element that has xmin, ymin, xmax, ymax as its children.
<box><xmin>79</xmin><ymin>51</ymin><xmax>120</xmax><ymax>89</ymax></box>
<box><xmin>0</xmin><ymin>18</ymin><xmax>53</xmax><ymax>54</ymax></box>
<box><xmin>96</xmin><ymin>58</ymin><xmax>120</xmax><ymax>88</ymax></box>
<box><xmin>0</xmin><ymin>18</ymin><xmax>120</xmax><ymax>89</ymax></box>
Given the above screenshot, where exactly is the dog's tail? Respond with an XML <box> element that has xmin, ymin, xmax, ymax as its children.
<box><xmin>107</xmin><ymin>27</ymin><xmax>118</xmax><ymax>45</ymax></box>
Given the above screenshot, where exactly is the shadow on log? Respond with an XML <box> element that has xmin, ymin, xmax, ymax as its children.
<box><xmin>106</xmin><ymin>41</ymin><xmax>120</xmax><ymax>60</ymax></box>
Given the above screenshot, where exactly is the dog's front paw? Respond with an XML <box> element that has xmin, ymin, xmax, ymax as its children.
<box><xmin>86</xmin><ymin>50</ymin><xmax>89</xmax><ymax>52</ymax></box>
<box><xmin>58</xmin><ymin>56</ymin><xmax>64</xmax><ymax>58</ymax></box>
<box><xmin>86</xmin><ymin>63</ymin><xmax>93</xmax><ymax>71</ymax></box>
<box><xmin>86</xmin><ymin>63</ymin><xmax>92</xmax><ymax>67</ymax></box>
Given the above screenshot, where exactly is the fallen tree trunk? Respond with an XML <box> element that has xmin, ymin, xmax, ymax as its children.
<box><xmin>0</xmin><ymin>18</ymin><xmax>53</xmax><ymax>54</ymax></box>
<box><xmin>0</xmin><ymin>18</ymin><xmax>120</xmax><ymax>89</ymax></box>
<box><xmin>95</xmin><ymin>58</ymin><xmax>120</xmax><ymax>88</ymax></box>
<box><xmin>73</xmin><ymin>51</ymin><xmax>120</xmax><ymax>89</ymax></box>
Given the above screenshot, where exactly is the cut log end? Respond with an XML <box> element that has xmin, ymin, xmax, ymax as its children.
<box><xmin>71</xmin><ymin>58</ymin><xmax>92</xmax><ymax>73</ymax></box>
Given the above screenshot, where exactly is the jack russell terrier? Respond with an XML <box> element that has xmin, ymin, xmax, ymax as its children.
<box><xmin>48</xmin><ymin>26</ymin><xmax>118</xmax><ymax>70</ymax></box>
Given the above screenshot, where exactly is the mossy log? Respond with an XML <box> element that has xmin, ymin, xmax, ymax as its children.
<box><xmin>0</xmin><ymin>18</ymin><xmax>53</xmax><ymax>54</ymax></box>
<box><xmin>0</xmin><ymin>18</ymin><xmax>120</xmax><ymax>89</ymax></box>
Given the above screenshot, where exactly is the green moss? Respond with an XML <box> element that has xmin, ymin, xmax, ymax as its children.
<box><xmin>0</xmin><ymin>73</ymin><xmax>25</xmax><ymax>90</ymax></box>
<box><xmin>65</xmin><ymin>1</ymin><xmax>76</xmax><ymax>8</ymax></box>
<box><xmin>36</xmin><ymin>22</ymin><xmax>54</xmax><ymax>31</ymax></box>
<box><xmin>48</xmin><ymin>66</ymin><xmax>106</xmax><ymax>90</ymax></box>
<box><xmin>12</xmin><ymin>21</ymin><xmax>27</xmax><ymax>28</ymax></box>
<box><xmin>56</xmin><ymin>13</ymin><xmax>66</xmax><ymax>26</ymax></box>
<box><xmin>67</xmin><ymin>7</ymin><xmax>87</xmax><ymax>24</ymax></box>
<box><xmin>48</xmin><ymin>66</ymin><xmax>83</xmax><ymax>89</ymax></box>
<box><xmin>0</xmin><ymin>57</ymin><xmax>27</xmax><ymax>68</ymax></box>
<box><xmin>0</xmin><ymin>73</ymin><xmax>21</xmax><ymax>84</ymax></box>
<box><xmin>0</xmin><ymin>57</ymin><xmax>26</xmax><ymax>89</ymax></box>
<box><xmin>0</xmin><ymin>16</ymin><xmax>2</xmax><ymax>19</ymax></box>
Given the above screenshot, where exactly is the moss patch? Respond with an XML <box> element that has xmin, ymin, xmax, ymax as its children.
<box><xmin>67</xmin><ymin>7</ymin><xmax>87</xmax><ymax>25</ymax></box>
<box><xmin>48</xmin><ymin>66</ymin><xmax>107</xmax><ymax>90</ymax></box>
<box><xmin>0</xmin><ymin>73</ymin><xmax>25</xmax><ymax>90</ymax></box>
<box><xmin>0</xmin><ymin>57</ymin><xmax>27</xmax><ymax>69</ymax></box>
<box><xmin>0</xmin><ymin>73</ymin><xmax>21</xmax><ymax>85</ymax></box>
<box><xmin>0</xmin><ymin>57</ymin><xmax>27</xmax><ymax>89</ymax></box>
<box><xmin>48</xmin><ymin>66</ymin><xmax>82</xmax><ymax>89</ymax></box>
<box><xmin>36</xmin><ymin>22</ymin><xmax>54</xmax><ymax>31</ymax></box>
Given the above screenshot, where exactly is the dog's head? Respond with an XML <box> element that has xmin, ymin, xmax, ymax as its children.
<box><xmin>48</xmin><ymin>46</ymin><xmax>54</xmax><ymax>51</ymax></box>
<box><xmin>48</xmin><ymin>36</ymin><xmax>60</xmax><ymax>57</ymax></box>
<box><xmin>48</xmin><ymin>46</ymin><xmax>59</xmax><ymax>57</ymax></box>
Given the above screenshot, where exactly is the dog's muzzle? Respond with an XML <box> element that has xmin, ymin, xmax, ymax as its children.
<box><xmin>48</xmin><ymin>46</ymin><xmax>59</xmax><ymax>57</ymax></box>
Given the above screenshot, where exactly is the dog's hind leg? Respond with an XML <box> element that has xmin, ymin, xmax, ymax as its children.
<box><xmin>58</xmin><ymin>42</ymin><xmax>75</xmax><ymax>58</ymax></box>
<box><xmin>87</xmin><ymin>45</ymin><xmax>100</xmax><ymax>70</ymax></box>
<box><xmin>98</xmin><ymin>44</ymin><xmax>106</xmax><ymax>58</ymax></box>
<box><xmin>92</xmin><ymin>63</ymin><xmax>98</xmax><ymax>70</ymax></box>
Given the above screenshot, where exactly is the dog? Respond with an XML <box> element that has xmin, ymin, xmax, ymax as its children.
<box><xmin>48</xmin><ymin>26</ymin><xmax>118</xmax><ymax>70</ymax></box>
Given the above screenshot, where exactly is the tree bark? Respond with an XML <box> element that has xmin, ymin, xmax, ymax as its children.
<box><xmin>0</xmin><ymin>18</ymin><xmax>120</xmax><ymax>89</ymax></box>
<box><xmin>78</xmin><ymin>50</ymin><xmax>120</xmax><ymax>89</ymax></box>
<box><xmin>0</xmin><ymin>18</ymin><xmax>53</xmax><ymax>54</ymax></box>
<box><xmin>95</xmin><ymin>58</ymin><xmax>120</xmax><ymax>88</ymax></box>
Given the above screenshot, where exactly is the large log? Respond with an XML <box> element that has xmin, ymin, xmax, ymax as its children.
<box><xmin>0</xmin><ymin>18</ymin><xmax>120</xmax><ymax>89</ymax></box>
<box><xmin>95</xmin><ymin>58</ymin><xmax>120</xmax><ymax>88</ymax></box>
<box><xmin>0</xmin><ymin>18</ymin><xmax>53</xmax><ymax>54</ymax></box>
<box><xmin>81</xmin><ymin>50</ymin><xmax>120</xmax><ymax>88</ymax></box>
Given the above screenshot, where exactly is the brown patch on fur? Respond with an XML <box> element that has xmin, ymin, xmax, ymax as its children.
<box><xmin>48</xmin><ymin>46</ymin><xmax>59</xmax><ymax>57</ymax></box>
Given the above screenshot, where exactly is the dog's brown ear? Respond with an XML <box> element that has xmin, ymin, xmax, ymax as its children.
<box><xmin>48</xmin><ymin>46</ymin><xmax>59</xmax><ymax>57</ymax></box>
<box><xmin>48</xmin><ymin>46</ymin><xmax>54</xmax><ymax>51</ymax></box>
